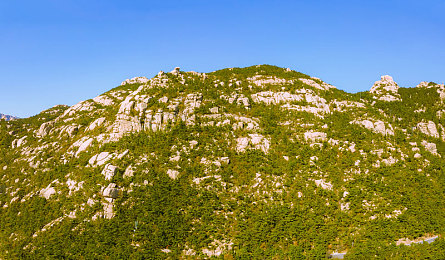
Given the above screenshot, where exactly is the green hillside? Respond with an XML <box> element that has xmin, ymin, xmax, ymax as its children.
<box><xmin>1</xmin><ymin>65</ymin><xmax>445</xmax><ymax>259</ymax></box>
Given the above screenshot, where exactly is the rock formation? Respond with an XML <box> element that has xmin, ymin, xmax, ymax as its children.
<box><xmin>370</xmin><ymin>75</ymin><xmax>401</xmax><ymax>101</ymax></box>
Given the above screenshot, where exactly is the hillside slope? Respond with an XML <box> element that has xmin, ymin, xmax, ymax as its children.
<box><xmin>1</xmin><ymin>65</ymin><xmax>445</xmax><ymax>258</ymax></box>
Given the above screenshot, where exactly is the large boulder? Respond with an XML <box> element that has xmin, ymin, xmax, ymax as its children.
<box><xmin>37</xmin><ymin>121</ymin><xmax>55</xmax><ymax>137</ymax></box>
<box><xmin>102</xmin><ymin>183</ymin><xmax>120</xmax><ymax>198</ymax></box>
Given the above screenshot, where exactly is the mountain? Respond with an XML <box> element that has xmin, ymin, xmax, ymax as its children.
<box><xmin>0</xmin><ymin>113</ymin><xmax>17</xmax><ymax>121</ymax></box>
<box><xmin>1</xmin><ymin>65</ymin><xmax>445</xmax><ymax>258</ymax></box>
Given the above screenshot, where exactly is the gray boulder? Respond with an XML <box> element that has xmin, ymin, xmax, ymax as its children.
<box><xmin>102</xmin><ymin>183</ymin><xmax>120</xmax><ymax>198</ymax></box>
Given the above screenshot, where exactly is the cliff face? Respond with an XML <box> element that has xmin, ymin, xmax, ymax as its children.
<box><xmin>0</xmin><ymin>65</ymin><xmax>444</xmax><ymax>258</ymax></box>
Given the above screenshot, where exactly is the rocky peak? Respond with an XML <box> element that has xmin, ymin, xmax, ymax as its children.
<box><xmin>380</xmin><ymin>75</ymin><xmax>394</xmax><ymax>83</ymax></box>
<box><xmin>170</xmin><ymin>67</ymin><xmax>180</xmax><ymax>75</ymax></box>
<box><xmin>370</xmin><ymin>75</ymin><xmax>399</xmax><ymax>93</ymax></box>
<box><xmin>370</xmin><ymin>75</ymin><xmax>401</xmax><ymax>101</ymax></box>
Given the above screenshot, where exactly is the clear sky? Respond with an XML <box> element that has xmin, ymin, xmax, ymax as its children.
<box><xmin>1</xmin><ymin>0</ymin><xmax>444</xmax><ymax>118</ymax></box>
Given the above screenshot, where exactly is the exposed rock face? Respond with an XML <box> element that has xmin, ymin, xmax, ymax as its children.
<box><xmin>112</xmin><ymin>114</ymin><xmax>143</xmax><ymax>139</ymax></box>
<box><xmin>210</xmin><ymin>107</ymin><xmax>219</xmax><ymax>114</ymax></box>
<box><xmin>314</xmin><ymin>179</ymin><xmax>333</xmax><ymax>190</ymax></box>
<box><xmin>370</xmin><ymin>75</ymin><xmax>401</xmax><ymax>101</ymax></box>
<box><xmin>105</xmin><ymin>88</ymin><xmax>203</xmax><ymax>141</ymax></box>
<box><xmin>12</xmin><ymin>136</ymin><xmax>27</xmax><ymax>148</ymax></box>
<box><xmin>202</xmin><ymin>240</ymin><xmax>233</xmax><ymax>257</ymax></box>
<box><xmin>123</xmin><ymin>166</ymin><xmax>134</xmax><ymax>178</ymax></box>
<box><xmin>251</xmin><ymin>91</ymin><xmax>303</xmax><ymax>105</ymax></box>
<box><xmin>351</xmin><ymin>119</ymin><xmax>394</xmax><ymax>136</ymax></box>
<box><xmin>421</xmin><ymin>140</ymin><xmax>439</xmax><ymax>155</ymax></box>
<box><xmin>247</xmin><ymin>75</ymin><xmax>291</xmax><ymax>87</ymax></box>
<box><xmin>221</xmin><ymin>93</ymin><xmax>250</xmax><ymax>109</ymax></box>
<box><xmin>304</xmin><ymin>131</ymin><xmax>327</xmax><ymax>142</ymax></box>
<box><xmin>170</xmin><ymin>67</ymin><xmax>181</xmax><ymax>75</ymax></box>
<box><xmin>182</xmin><ymin>93</ymin><xmax>203</xmax><ymax>116</ymax></box>
<box><xmin>40</xmin><ymin>185</ymin><xmax>56</xmax><ymax>199</ymax></box>
<box><xmin>102</xmin><ymin>164</ymin><xmax>117</xmax><ymax>181</ymax></box>
<box><xmin>236</xmin><ymin>134</ymin><xmax>270</xmax><ymax>153</ymax></box>
<box><xmin>331</xmin><ymin>100</ymin><xmax>366</xmax><ymax>112</ymax></box>
<box><xmin>37</xmin><ymin>121</ymin><xmax>55</xmax><ymax>137</ymax></box>
<box><xmin>145</xmin><ymin>109</ymin><xmax>176</xmax><ymax>132</ymax></box>
<box><xmin>87</xmin><ymin>117</ymin><xmax>106</xmax><ymax>131</ymax></box>
<box><xmin>417</xmin><ymin>121</ymin><xmax>439</xmax><ymax>138</ymax></box>
<box><xmin>382</xmin><ymin>156</ymin><xmax>398</xmax><ymax>166</ymax></box>
<box><xmin>167</xmin><ymin>169</ymin><xmax>180</xmax><ymax>179</ymax></box>
<box><xmin>100</xmin><ymin>182</ymin><xmax>119</xmax><ymax>219</ymax></box>
<box><xmin>370</xmin><ymin>75</ymin><xmax>399</xmax><ymax>93</ymax></box>
<box><xmin>299</xmin><ymin>78</ymin><xmax>336</xmax><ymax>91</ymax></box>
<box><xmin>121</xmin><ymin>76</ymin><xmax>149</xmax><ymax>85</ymax></box>
<box><xmin>66</xmin><ymin>179</ymin><xmax>83</xmax><ymax>195</ymax></box>
<box><xmin>416</xmin><ymin>81</ymin><xmax>430</xmax><ymax>88</ymax></box>
<box><xmin>59</xmin><ymin>124</ymin><xmax>79</xmax><ymax>137</ymax></box>
<box><xmin>103</xmin><ymin>201</ymin><xmax>114</xmax><ymax>219</ymax></box>
<box><xmin>72</xmin><ymin>137</ymin><xmax>94</xmax><ymax>156</ymax></box>
<box><xmin>251</xmin><ymin>89</ymin><xmax>331</xmax><ymax>117</ymax></box>
<box><xmin>89</xmin><ymin>152</ymin><xmax>113</xmax><ymax>166</ymax></box>
<box><xmin>93</xmin><ymin>95</ymin><xmax>115</xmax><ymax>106</ymax></box>
<box><xmin>60</xmin><ymin>100</ymin><xmax>95</xmax><ymax>118</ymax></box>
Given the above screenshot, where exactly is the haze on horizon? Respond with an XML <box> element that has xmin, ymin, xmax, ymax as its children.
<box><xmin>1</xmin><ymin>0</ymin><xmax>444</xmax><ymax>118</ymax></box>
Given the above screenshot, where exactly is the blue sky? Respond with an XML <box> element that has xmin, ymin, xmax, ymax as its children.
<box><xmin>1</xmin><ymin>0</ymin><xmax>444</xmax><ymax>117</ymax></box>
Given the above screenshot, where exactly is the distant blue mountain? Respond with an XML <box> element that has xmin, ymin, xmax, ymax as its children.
<box><xmin>0</xmin><ymin>113</ymin><xmax>17</xmax><ymax>121</ymax></box>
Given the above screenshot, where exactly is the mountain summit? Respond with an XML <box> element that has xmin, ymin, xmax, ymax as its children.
<box><xmin>1</xmin><ymin>65</ymin><xmax>445</xmax><ymax>258</ymax></box>
<box><xmin>369</xmin><ymin>75</ymin><xmax>401</xmax><ymax>101</ymax></box>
